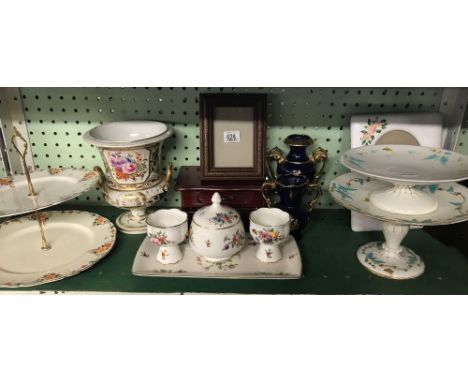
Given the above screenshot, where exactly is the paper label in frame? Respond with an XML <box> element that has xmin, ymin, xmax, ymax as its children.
<box><xmin>223</xmin><ymin>131</ymin><xmax>241</xmax><ymax>143</ymax></box>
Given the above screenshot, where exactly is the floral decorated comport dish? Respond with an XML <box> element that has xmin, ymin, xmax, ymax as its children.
<box><xmin>189</xmin><ymin>192</ymin><xmax>246</xmax><ymax>262</ymax></box>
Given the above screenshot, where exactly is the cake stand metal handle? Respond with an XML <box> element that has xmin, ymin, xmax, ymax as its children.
<box><xmin>34</xmin><ymin>210</ymin><xmax>51</xmax><ymax>251</ymax></box>
<box><xmin>11</xmin><ymin>127</ymin><xmax>37</xmax><ymax>197</ymax></box>
<box><xmin>11</xmin><ymin>127</ymin><xmax>51</xmax><ymax>251</ymax></box>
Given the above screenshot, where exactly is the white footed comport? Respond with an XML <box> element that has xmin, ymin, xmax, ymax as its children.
<box><xmin>341</xmin><ymin>145</ymin><xmax>468</xmax><ymax>216</ymax></box>
<box><xmin>330</xmin><ymin>169</ymin><xmax>468</xmax><ymax>280</ymax></box>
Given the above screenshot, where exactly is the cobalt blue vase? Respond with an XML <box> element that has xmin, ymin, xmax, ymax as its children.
<box><xmin>261</xmin><ymin>174</ymin><xmax>320</xmax><ymax>240</ymax></box>
<box><xmin>265</xmin><ymin>134</ymin><xmax>327</xmax><ymax>238</ymax></box>
<box><xmin>267</xmin><ymin>134</ymin><xmax>327</xmax><ymax>183</ymax></box>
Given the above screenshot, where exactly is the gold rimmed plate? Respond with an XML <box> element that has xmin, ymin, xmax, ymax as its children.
<box><xmin>0</xmin><ymin>168</ymin><xmax>98</xmax><ymax>218</ymax></box>
<box><xmin>0</xmin><ymin>210</ymin><xmax>116</xmax><ymax>288</ymax></box>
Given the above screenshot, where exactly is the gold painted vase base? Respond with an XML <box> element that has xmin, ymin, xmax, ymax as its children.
<box><xmin>357</xmin><ymin>242</ymin><xmax>425</xmax><ymax>280</ymax></box>
<box><xmin>116</xmin><ymin>211</ymin><xmax>147</xmax><ymax>234</ymax></box>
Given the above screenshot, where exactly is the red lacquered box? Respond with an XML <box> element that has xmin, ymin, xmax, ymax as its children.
<box><xmin>174</xmin><ymin>166</ymin><xmax>266</xmax><ymax>216</ymax></box>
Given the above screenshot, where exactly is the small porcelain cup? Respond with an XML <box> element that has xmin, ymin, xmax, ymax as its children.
<box><xmin>146</xmin><ymin>209</ymin><xmax>188</xmax><ymax>264</ymax></box>
<box><xmin>249</xmin><ymin>208</ymin><xmax>290</xmax><ymax>263</ymax></box>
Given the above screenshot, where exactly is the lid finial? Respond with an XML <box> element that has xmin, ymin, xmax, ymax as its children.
<box><xmin>211</xmin><ymin>192</ymin><xmax>222</xmax><ymax>205</ymax></box>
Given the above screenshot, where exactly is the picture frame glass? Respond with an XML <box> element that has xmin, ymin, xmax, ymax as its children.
<box><xmin>212</xmin><ymin>106</ymin><xmax>255</xmax><ymax>168</ymax></box>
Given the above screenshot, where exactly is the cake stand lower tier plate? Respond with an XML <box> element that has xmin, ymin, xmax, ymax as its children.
<box><xmin>0</xmin><ymin>210</ymin><xmax>116</xmax><ymax>288</ymax></box>
<box><xmin>132</xmin><ymin>236</ymin><xmax>302</xmax><ymax>279</ymax></box>
<box><xmin>329</xmin><ymin>172</ymin><xmax>468</xmax><ymax>226</ymax></box>
<box><xmin>329</xmin><ymin>172</ymin><xmax>468</xmax><ymax>280</ymax></box>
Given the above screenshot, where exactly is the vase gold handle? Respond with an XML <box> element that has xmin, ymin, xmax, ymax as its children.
<box><xmin>305</xmin><ymin>182</ymin><xmax>321</xmax><ymax>213</ymax></box>
<box><xmin>261</xmin><ymin>180</ymin><xmax>277</xmax><ymax>208</ymax></box>
<box><xmin>310</xmin><ymin>147</ymin><xmax>328</xmax><ymax>183</ymax></box>
<box><xmin>266</xmin><ymin>147</ymin><xmax>285</xmax><ymax>180</ymax></box>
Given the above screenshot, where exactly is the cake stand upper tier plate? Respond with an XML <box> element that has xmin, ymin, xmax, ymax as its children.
<box><xmin>329</xmin><ymin>172</ymin><xmax>468</xmax><ymax>226</ymax></box>
<box><xmin>0</xmin><ymin>168</ymin><xmax>98</xmax><ymax>218</ymax></box>
<box><xmin>341</xmin><ymin>145</ymin><xmax>468</xmax><ymax>185</ymax></box>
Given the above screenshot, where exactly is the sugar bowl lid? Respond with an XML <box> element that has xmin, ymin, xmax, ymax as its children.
<box><xmin>192</xmin><ymin>192</ymin><xmax>241</xmax><ymax>229</ymax></box>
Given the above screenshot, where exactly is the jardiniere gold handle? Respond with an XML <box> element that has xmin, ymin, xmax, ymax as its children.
<box><xmin>164</xmin><ymin>162</ymin><xmax>173</xmax><ymax>184</ymax></box>
<box><xmin>93</xmin><ymin>166</ymin><xmax>106</xmax><ymax>188</ymax></box>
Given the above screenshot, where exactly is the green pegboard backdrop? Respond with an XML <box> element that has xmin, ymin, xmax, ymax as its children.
<box><xmin>4</xmin><ymin>87</ymin><xmax>468</xmax><ymax>208</ymax></box>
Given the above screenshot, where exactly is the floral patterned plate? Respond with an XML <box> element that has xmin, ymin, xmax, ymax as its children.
<box><xmin>341</xmin><ymin>145</ymin><xmax>468</xmax><ymax>185</ymax></box>
<box><xmin>132</xmin><ymin>235</ymin><xmax>302</xmax><ymax>279</ymax></box>
<box><xmin>329</xmin><ymin>172</ymin><xmax>468</xmax><ymax>226</ymax></box>
<box><xmin>0</xmin><ymin>168</ymin><xmax>99</xmax><ymax>218</ymax></box>
<box><xmin>0</xmin><ymin>210</ymin><xmax>116</xmax><ymax>288</ymax></box>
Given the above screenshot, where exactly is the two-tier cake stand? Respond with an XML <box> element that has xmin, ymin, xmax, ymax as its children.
<box><xmin>330</xmin><ymin>145</ymin><xmax>468</xmax><ymax>280</ymax></box>
<box><xmin>0</xmin><ymin>128</ymin><xmax>116</xmax><ymax>288</ymax></box>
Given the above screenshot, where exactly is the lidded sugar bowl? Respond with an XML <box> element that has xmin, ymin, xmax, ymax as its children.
<box><xmin>189</xmin><ymin>192</ymin><xmax>246</xmax><ymax>262</ymax></box>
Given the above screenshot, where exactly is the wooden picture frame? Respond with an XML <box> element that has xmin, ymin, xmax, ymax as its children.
<box><xmin>200</xmin><ymin>93</ymin><xmax>266</xmax><ymax>180</ymax></box>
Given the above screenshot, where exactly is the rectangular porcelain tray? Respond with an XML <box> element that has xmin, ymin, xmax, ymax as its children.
<box><xmin>132</xmin><ymin>236</ymin><xmax>302</xmax><ymax>279</ymax></box>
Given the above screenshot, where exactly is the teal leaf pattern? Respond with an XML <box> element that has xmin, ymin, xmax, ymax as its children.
<box><xmin>333</xmin><ymin>184</ymin><xmax>358</xmax><ymax>201</ymax></box>
<box><xmin>422</xmin><ymin>149</ymin><xmax>451</xmax><ymax>165</ymax></box>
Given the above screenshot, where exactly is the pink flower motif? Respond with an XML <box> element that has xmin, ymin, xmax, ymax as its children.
<box><xmin>151</xmin><ymin>237</ymin><xmax>162</xmax><ymax>245</ymax></box>
<box><xmin>122</xmin><ymin>162</ymin><xmax>137</xmax><ymax>174</ymax></box>
<box><xmin>362</xmin><ymin>132</ymin><xmax>372</xmax><ymax>141</ymax></box>
<box><xmin>367</xmin><ymin>123</ymin><xmax>380</xmax><ymax>136</ymax></box>
<box><xmin>110</xmin><ymin>153</ymin><xmax>126</xmax><ymax>169</ymax></box>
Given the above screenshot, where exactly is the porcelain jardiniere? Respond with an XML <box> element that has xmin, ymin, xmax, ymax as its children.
<box><xmin>146</xmin><ymin>209</ymin><xmax>188</xmax><ymax>264</ymax></box>
<box><xmin>83</xmin><ymin>121</ymin><xmax>173</xmax><ymax>234</ymax></box>
<box><xmin>189</xmin><ymin>192</ymin><xmax>246</xmax><ymax>262</ymax></box>
<box><xmin>250</xmin><ymin>208</ymin><xmax>290</xmax><ymax>263</ymax></box>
